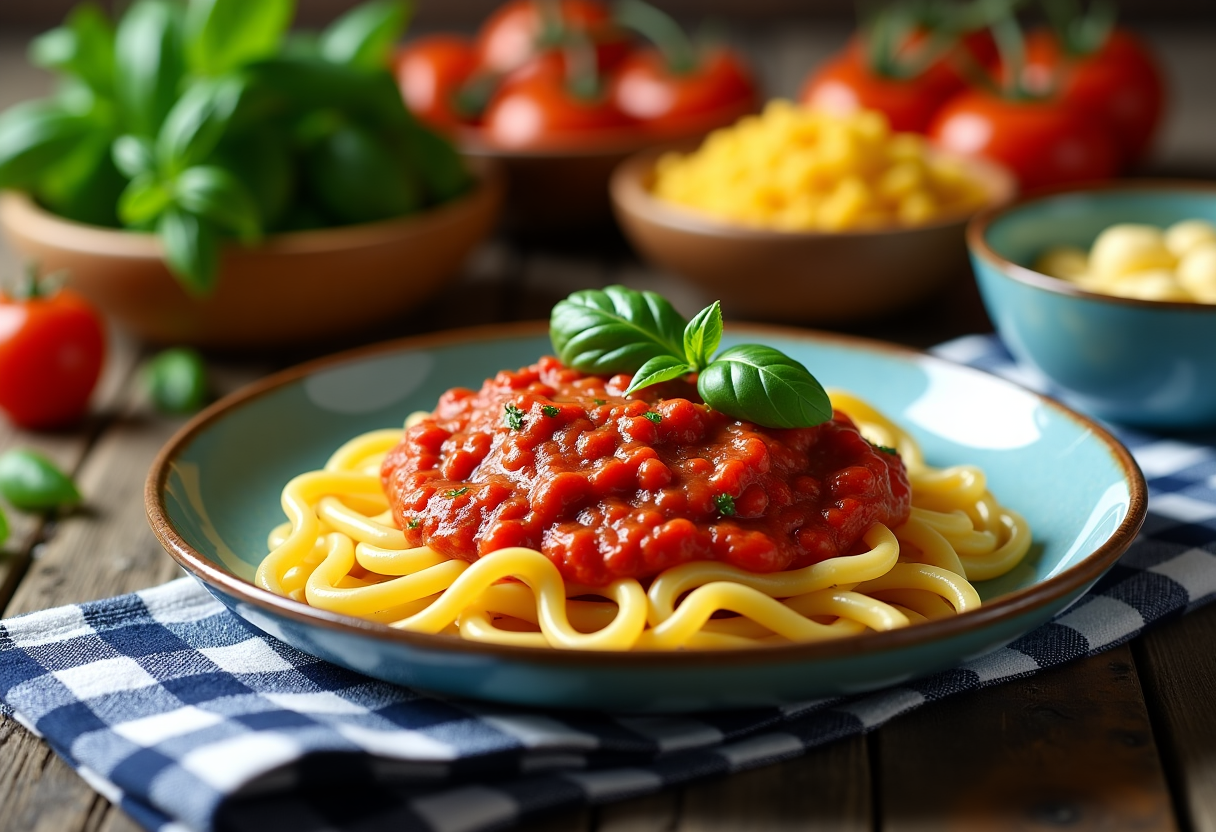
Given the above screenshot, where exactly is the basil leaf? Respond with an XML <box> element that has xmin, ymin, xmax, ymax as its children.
<box><xmin>244</xmin><ymin>56</ymin><xmax>411</xmax><ymax>129</ymax></box>
<box><xmin>184</xmin><ymin>0</ymin><xmax>293</xmax><ymax>77</ymax></box>
<box><xmin>319</xmin><ymin>0</ymin><xmax>412</xmax><ymax>70</ymax></box>
<box><xmin>625</xmin><ymin>355</ymin><xmax>693</xmax><ymax>396</ymax></box>
<box><xmin>144</xmin><ymin>347</ymin><xmax>209</xmax><ymax>414</ymax></box>
<box><xmin>36</xmin><ymin>136</ymin><xmax>125</xmax><ymax>227</ymax></box>
<box><xmin>159</xmin><ymin>207</ymin><xmax>219</xmax><ymax>294</ymax></box>
<box><xmin>156</xmin><ymin>75</ymin><xmax>246</xmax><ymax>173</ymax></box>
<box><xmin>683</xmin><ymin>300</ymin><xmax>722</xmax><ymax>370</ymax></box>
<box><xmin>114</xmin><ymin>0</ymin><xmax>184</xmax><ymax>138</ymax></box>
<box><xmin>550</xmin><ymin>285</ymin><xmax>687</xmax><ymax>374</ymax></box>
<box><xmin>697</xmin><ymin>344</ymin><xmax>833</xmax><ymax>429</ymax></box>
<box><xmin>118</xmin><ymin>171</ymin><xmax>172</xmax><ymax>225</ymax></box>
<box><xmin>0</xmin><ymin>100</ymin><xmax>94</xmax><ymax>189</ymax></box>
<box><xmin>0</xmin><ymin>449</ymin><xmax>82</xmax><ymax>512</ymax></box>
<box><xmin>0</xmin><ymin>504</ymin><xmax>8</xmax><ymax>546</ymax></box>
<box><xmin>305</xmin><ymin>122</ymin><xmax>422</xmax><ymax>224</ymax></box>
<box><xmin>174</xmin><ymin>165</ymin><xmax>261</xmax><ymax>242</ymax></box>
<box><xmin>112</xmin><ymin>134</ymin><xmax>155</xmax><ymax>177</ymax></box>
<box><xmin>30</xmin><ymin>4</ymin><xmax>116</xmax><ymax>95</ymax></box>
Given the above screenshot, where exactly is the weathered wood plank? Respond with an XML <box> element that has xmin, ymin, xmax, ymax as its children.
<box><xmin>0</xmin><ymin>332</ymin><xmax>141</xmax><ymax>612</ymax></box>
<box><xmin>0</xmin><ymin>354</ymin><xmax>270</xmax><ymax>832</ymax></box>
<box><xmin>0</xmin><ymin>718</ymin><xmax>102</xmax><ymax>832</ymax></box>
<box><xmin>1134</xmin><ymin>603</ymin><xmax>1216</xmax><ymax>832</ymax></box>
<box><xmin>598</xmin><ymin>792</ymin><xmax>681</xmax><ymax>832</ymax></box>
<box><xmin>878</xmin><ymin>647</ymin><xmax>1176</xmax><ymax>832</ymax></box>
<box><xmin>675</xmin><ymin>738</ymin><xmax>871</xmax><ymax>832</ymax></box>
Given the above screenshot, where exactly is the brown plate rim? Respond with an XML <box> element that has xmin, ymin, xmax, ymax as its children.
<box><xmin>145</xmin><ymin>321</ymin><xmax>1148</xmax><ymax>669</ymax></box>
<box><xmin>966</xmin><ymin>178</ymin><xmax>1216</xmax><ymax>313</ymax></box>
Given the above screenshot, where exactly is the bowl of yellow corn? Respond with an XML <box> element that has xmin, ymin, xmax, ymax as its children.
<box><xmin>968</xmin><ymin>180</ymin><xmax>1216</xmax><ymax>429</ymax></box>
<box><xmin>609</xmin><ymin>100</ymin><xmax>1015</xmax><ymax>323</ymax></box>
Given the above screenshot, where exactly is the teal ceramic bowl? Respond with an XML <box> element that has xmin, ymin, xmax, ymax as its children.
<box><xmin>146</xmin><ymin>324</ymin><xmax>1146</xmax><ymax>712</ymax></box>
<box><xmin>968</xmin><ymin>181</ymin><xmax>1216</xmax><ymax>429</ymax></box>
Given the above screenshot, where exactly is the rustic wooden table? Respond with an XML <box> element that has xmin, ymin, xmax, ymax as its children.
<box><xmin>2</xmin><ymin>20</ymin><xmax>1216</xmax><ymax>832</ymax></box>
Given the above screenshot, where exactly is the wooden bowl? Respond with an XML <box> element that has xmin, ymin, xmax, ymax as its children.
<box><xmin>610</xmin><ymin>147</ymin><xmax>1016</xmax><ymax>324</ymax></box>
<box><xmin>457</xmin><ymin>100</ymin><xmax>757</xmax><ymax>233</ymax></box>
<box><xmin>0</xmin><ymin>160</ymin><xmax>504</xmax><ymax>349</ymax></box>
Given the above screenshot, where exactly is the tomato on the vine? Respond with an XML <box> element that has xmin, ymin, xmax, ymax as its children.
<box><xmin>481</xmin><ymin>69</ymin><xmax>635</xmax><ymax>149</ymax></box>
<box><xmin>393</xmin><ymin>35</ymin><xmax>480</xmax><ymax>131</ymax></box>
<box><xmin>800</xmin><ymin>50</ymin><xmax>957</xmax><ymax>134</ymax></box>
<box><xmin>610</xmin><ymin>47</ymin><xmax>756</xmax><ymax>136</ymax></box>
<box><xmin>0</xmin><ymin>277</ymin><xmax>105</xmax><ymax>430</ymax></box>
<box><xmin>475</xmin><ymin>0</ymin><xmax>629</xmax><ymax>76</ymax></box>
<box><xmin>928</xmin><ymin>88</ymin><xmax>1119</xmax><ymax>191</ymax></box>
<box><xmin>1022</xmin><ymin>27</ymin><xmax>1165</xmax><ymax>165</ymax></box>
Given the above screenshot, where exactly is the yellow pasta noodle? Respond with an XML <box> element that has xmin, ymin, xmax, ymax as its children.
<box><xmin>255</xmin><ymin>391</ymin><xmax>1031</xmax><ymax>651</ymax></box>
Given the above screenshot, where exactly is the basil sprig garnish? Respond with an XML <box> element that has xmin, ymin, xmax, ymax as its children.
<box><xmin>549</xmin><ymin>286</ymin><xmax>832</xmax><ymax>429</ymax></box>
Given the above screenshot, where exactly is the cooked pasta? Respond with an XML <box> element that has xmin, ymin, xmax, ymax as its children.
<box><xmin>255</xmin><ymin>391</ymin><xmax>1031</xmax><ymax>651</ymax></box>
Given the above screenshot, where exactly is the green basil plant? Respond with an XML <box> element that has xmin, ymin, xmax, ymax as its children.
<box><xmin>0</xmin><ymin>0</ymin><xmax>469</xmax><ymax>295</ymax></box>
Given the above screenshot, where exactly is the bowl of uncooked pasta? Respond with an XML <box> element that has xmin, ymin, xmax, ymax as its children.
<box><xmin>146</xmin><ymin>286</ymin><xmax>1145</xmax><ymax>712</ymax></box>
<box><xmin>968</xmin><ymin>180</ymin><xmax>1216</xmax><ymax>429</ymax></box>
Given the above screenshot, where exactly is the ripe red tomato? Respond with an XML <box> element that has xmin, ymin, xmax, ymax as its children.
<box><xmin>0</xmin><ymin>286</ymin><xmax>105</xmax><ymax>429</ymax></box>
<box><xmin>476</xmin><ymin>0</ymin><xmax>630</xmax><ymax>77</ymax></box>
<box><xmin>1022</xmin><ymin>28</ymin><xmax>1165</xmax><ymax>166</ymax></box>
<box><xmin>393</xmin><ymin>35</ymin><xmax>479</xmax><ymax>131</ymax></box>
<box><xmin>928</xmin><ymin>88</ymin><xmax>1119</xmax><ymax>191</ymax></box>
<box><xmin>800</xmin><ymin>51</ymin><xmax>954</xmax><ymax>133</ymax></box>
<box><xmin>610</xmin><ymin>47</ymin><xmax>757</xmax><ymax>137</ymax></box>
<box><xmin>481</xmin><ymin>71</ymin><xmax>635</xmax><ymax>149</ymax></box>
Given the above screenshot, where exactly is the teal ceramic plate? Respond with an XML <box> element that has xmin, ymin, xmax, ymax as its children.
<box><xmin>146</xmin><ymin>324</ymin><xmax>1146</xmax><ymax>712</ymax></box>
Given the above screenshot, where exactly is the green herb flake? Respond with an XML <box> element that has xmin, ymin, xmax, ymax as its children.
<box><xmin>445</xmin><ymin>487</ymin><xmax>469</xmax><ymax>498</ymax></box>
<box><xmin>867</xmin><ymin>439</ymin><xmax>898</xmax><ymax>456</ymax></box>
<box><xmin>406</xmin><ymin>518</ymin><xmax>421</xmax><ymax>529</ymax></box>
<box><xmin>594</xmin><ymin>398</ymin><xmax>606</xmax><ymax>406</ymax></box>
<box><xmin>503</xmin><ymin>403</ymin><xmax>525</xmax><ymax>430</ymax></box>
<box><xmin>714</xmin><ymin>493</ymin><xmax>736</xmax><ymax>517</ymax></box>
<box><xmin>541</xmin><ymin>404</ymin><xmax>560</xmax><ymax>418</ymax></box>
<box><xmin>643</xmin><ymin>411</ymin><xmax>662</xmax><ymax>424</ymax></box>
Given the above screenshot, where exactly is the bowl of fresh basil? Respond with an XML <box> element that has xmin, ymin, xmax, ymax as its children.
<box><xmin>0</xmin><ymin>0</ymin><xmax>502</xmax><ymax>348</ymax></box>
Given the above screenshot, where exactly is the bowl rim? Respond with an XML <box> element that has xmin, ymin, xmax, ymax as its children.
<box><xmin>0</xmin><ymin>157</ymin><xmax>505</xmax><ymax>260</ymax></box>
<box><xmin>454</xmin><ymin>97</ymin><xmax>760</xmax><ymax>160</ymax></box>
<box><xmin>966</xmin><ymin>178</ymin><xmax>1216</xmax><ymax>313</ymax></box>
<box><xmin>609</xmin><ymin>144</ymin><xmax>1017</xmax><ymax>241</ymax></box>
<box><xmin>145</xmin><ymin>321</ymin><xmax>1147</xmax><ymax>669</ymax></box>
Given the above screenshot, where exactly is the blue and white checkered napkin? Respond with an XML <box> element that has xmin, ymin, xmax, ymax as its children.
<box><xmin>4</xmin><ymin>334</ymin><xmax>1216</xmax><ymax>832</ymax></box>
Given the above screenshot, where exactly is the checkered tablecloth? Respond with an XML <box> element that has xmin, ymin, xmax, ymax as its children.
<box><xmin>2</xmin><ymin>334</ymin><xmax>1215</xmax><ymax>832</ymax></box>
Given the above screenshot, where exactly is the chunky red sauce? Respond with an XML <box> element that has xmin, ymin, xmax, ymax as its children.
<box><xmin>381</xmin><ymin>358</ymin><xmax>911</xmax><ymax>586</ymax></box>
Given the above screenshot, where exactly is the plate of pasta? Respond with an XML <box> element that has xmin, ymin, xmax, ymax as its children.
<box><xmin>147</xmin><ymin>292</ymin><xmax>1145</xmax><ymax>712</ymax></box>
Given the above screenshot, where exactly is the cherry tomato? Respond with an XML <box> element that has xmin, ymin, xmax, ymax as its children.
<box><xmin>610</xmin><ymin>47</ymin><xmax>757</xmax><ymax>137</ymax></box>
<box><xmin>800</xmin><ymin>50</ymin><xmax>957</xmax><ymax>133</ymax></box>
<box><xmin>1022</xmin><ymin>27</ymin><xmax>1165</xmax><ymax>166</ymax></box>
<box><xmin>393</xmin><ymin>35</ymin><xmax>480</xmax><ymax>131</ymax></box>
<box><xmin>481</xmin><ymin>71</ymin><xmax>635</xmax><ymax>149</ymax></box>
<box><xmin>928</xmin><ymin>88</ymin><xmax>1119</xmax><ymax>191</ymax></box>
<box><xmin>0</xmin><ymin>284</ymin><xmax>105</xmax><ymax>429</ymax></box>
<box><xmin>476</xmin><ymin>0</ymin><xmax>630</xmax><ymax>76</ymax></box>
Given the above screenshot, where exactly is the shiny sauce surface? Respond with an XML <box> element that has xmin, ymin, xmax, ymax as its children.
<box><xmin>382</xmin><ymin>358</ymin><xmax>911</xmax><ymax>586</ymax></box>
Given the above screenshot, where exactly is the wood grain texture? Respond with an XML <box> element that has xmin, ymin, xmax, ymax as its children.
<box><xmin>677</xmin><ymin>739</ymin><xmax>871</xmax><ymax>832</ymax></box>
<box><xmin>1134</xmin><ymin>603</ymin><xmax>1216</xmax><ymax>832</ymax></box>
<box><xmin>0</xmin><ymin>356</ymin><xmax>269</xmax><ymax>832</ymax></box>
<box><xmin>878</xmin><ymin>647</ymin><xmax>1176</xmax><ymax>832</ymax></box>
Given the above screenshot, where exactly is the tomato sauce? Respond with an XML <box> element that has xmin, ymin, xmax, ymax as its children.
<box><xmin>381</xmin><ymin>358</ymin><xmax>911</xmax><ymax>587</ymax></box>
